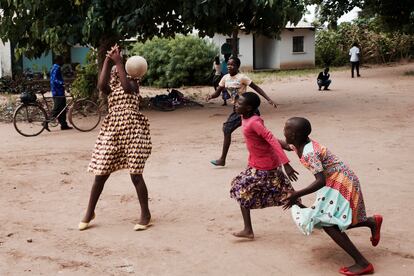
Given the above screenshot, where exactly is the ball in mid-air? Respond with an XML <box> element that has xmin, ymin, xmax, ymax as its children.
<box><xmin>125</xmin><ymin>56</ymin><xmax>148</xmax><ymax>78</ymax></box>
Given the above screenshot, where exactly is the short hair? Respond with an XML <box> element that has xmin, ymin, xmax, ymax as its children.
<box><xmin>287</xmin><ymin>117</ymin><xmax>312</xmax><ymax>138</ymax></box>
<box><xmin>324</xmin><ymin>67</ymin><xmax>329</xmax><ymax>71</ymax></box>
<box><xmin>241</xmin><ymin>92</ymin><xmax>260</xmax><ymax>110</ymax></box>
<box><xmin>54</xmin><ymin>55</ymin><xmax>64</xmax><ymax>63</ymax></box>
<box><xmin>352</xmin><ymin>42</ymin><xmax>359</xmax><ymax>47</ymax></box>
<box><xmin>229</xmin><ymin>56</ymin><xmax>241</xmax><ymax>68</ymax></box>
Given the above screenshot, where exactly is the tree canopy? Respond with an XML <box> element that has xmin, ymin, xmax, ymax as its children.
<box><xmin>0</xmin><ymin>0</ymin><xmax>307</xmax><ymax>63</ymax></box>
<box><xmin>309</xmin><ymin>0</ymin><xmax>414</xmax><ymax>33</ymax></box>
<box><xmin>0</xmin><ymin>0</ymin><xmax>192</xmax><ymax>65</ymax></box>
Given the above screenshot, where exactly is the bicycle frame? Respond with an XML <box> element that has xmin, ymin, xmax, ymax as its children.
<box><xmin>38</xmin><ymin>93</ymin><xmax>74</xmax><ymax>123</ymax></box>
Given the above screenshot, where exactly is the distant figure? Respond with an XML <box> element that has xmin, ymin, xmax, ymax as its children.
<box><xmin>49</xmin><ymin>55</ymin><xmax>72</xmax><ymax>130</ymax></box>
<box><xmin>221</xmin><ymin>53</ymin><xmax>231</xmax><ymax>75</ymax></box>
<box><xmin>212</xmin><ymin>56</ymin><xmax>229</xmax><ymax>106</ymax></box>
<box><xmin>220</xmin><ymin>53</ymin><xmax>231</xmax><ymax>105</ymax></box>
<box><xmin>206</xmin><ymin>56</ymin><xmax>277</xmax><ymax>167</ymax></box>
<box><xmin>349</xmin><ymin>42</ymin><xmax>361</xmax><ymax>78</ymax></box>
<box><xmin>317</xmin><ymin>67</ymin><xmax>331</xmax><ymax>91</ymax></box>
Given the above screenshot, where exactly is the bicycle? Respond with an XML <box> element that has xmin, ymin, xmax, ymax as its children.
<box><xmin>13</xmin><ymin>87</ymin><xmax>101</xmax><ymax>137</ymax></box>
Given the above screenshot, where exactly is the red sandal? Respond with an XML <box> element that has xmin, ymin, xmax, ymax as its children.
<box><xmin>371</xmin><ymin>214</ymin><xmax>383</xmax><ymax>247</ymax></box>
<box><xmin>339</xmin><ymin>263</ymin><xmax>374</xmax><ymax>275</ymax></box>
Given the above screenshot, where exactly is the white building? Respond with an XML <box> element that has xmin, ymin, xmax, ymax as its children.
<box><xmin>212</xmin><ymin>22</ymin><xmax>315</xmax><ymax>71</ymax></box>
<box><xmin>0</xmin><ymin>39</ymin><xmax>12</xmax><ymax>77</ymax></box>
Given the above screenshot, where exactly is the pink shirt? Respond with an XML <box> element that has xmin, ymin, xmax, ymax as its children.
<box><xmin>242</xmin><ymin>115</ymin><xmax>289</xmax><ymax>170</ymax></box>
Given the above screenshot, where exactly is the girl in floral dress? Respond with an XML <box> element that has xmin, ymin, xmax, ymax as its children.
<box><xmin>229</xmin><ymin>92</ymin><xmax>299</xmax><ymax>239</ymax></box>
<box><xmin>283</xmin><ymin>117</ymin><xmax>383</xmax><ymax>275</ymax></box>
<box><xmin>79</xmin><ymin>45</ymin><xmax>152</xmax><ymax>231</ymax></box>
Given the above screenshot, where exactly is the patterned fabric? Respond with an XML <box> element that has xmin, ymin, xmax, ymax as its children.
<box><xmin>88</xmin><ymin>71</ymin><xmax>152</xmax><ymax>175</ymax></box>
<box><xmin>291</xmin><ymin>140</ymin><xmax>367</xmax><ymax>235</ymax></box>
<box><xmin>218</xmin><ymin>73</ymin><xmax>252</xmax><ymax>103</ymax></box>
<box><xmin>230</xmin><ymin>167</ymin><xmax>296</xmax><ymax>209</ymax></box>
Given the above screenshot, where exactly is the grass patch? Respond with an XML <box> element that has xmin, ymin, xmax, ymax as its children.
<box><xmin>245</xmin><ymin>66</ymin><xmax>348</xmax><ymax>84</ymax></box>
<box><xmin>404</xmin><ymin>70</ymin><xmax>414</xmax><ymax>76</ymax></box>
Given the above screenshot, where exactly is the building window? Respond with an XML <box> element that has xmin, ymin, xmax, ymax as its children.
<box><xmin>292</xmin><ymin>36</ymin><xmax>304</xmax><ymax>53</ymax></box>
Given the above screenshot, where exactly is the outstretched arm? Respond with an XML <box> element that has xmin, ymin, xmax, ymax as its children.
<box><xmin>249</xmin><ymin>82</ymin><xmax>277</xmax><ymax>108</ymax></box>
<box><xmin>206</xmin><ymin>85</ymin><xmax>224</xmax><ymax>101</ymax></box>
<box><xmin>283</xmin><ymin>172</ymin><xmax>325</xmax><ymax>209</ymax></box>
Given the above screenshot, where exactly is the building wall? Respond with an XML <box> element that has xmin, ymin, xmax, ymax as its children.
<box><xmin>0</xmin><ymin>40</ymin><xmax>12</xmax><ymax>77</ymax></box>
<box><xmin>70</xmin><ymin>46</ymin><xmax>90</xmax><ymax>64</ymax></box>
<box><xmin>22</xmin><ymin>52</ymin><xmax>53</xmax><ymax>72</ymax></box>
<box><xmin>211</xmin><ymin>33</ymin><xmax>254</xmax><ymax>71</ymax></box>
<box><xmin>278</xmin><ymin>29</ymin><xmax>315</xmax><ymax>69</ymax></box>
<box><xmin>253</xmin><ymin>35</ymin><xmax>280</xmax><ymax>70</ymax></box>
<box><xmin>212</xmin><ymin>28</ymin><xmax>315</xmax><ymax>71</ymax></box>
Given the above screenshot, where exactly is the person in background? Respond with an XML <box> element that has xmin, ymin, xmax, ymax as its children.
<box><xmin>317</xmin><ymin>67</ymin><xmax>332</xmax><ymax>91</ymax></box>
<box><xmin>49</xmin><ymin>55</ymin><xmax>72</xmax><ymax>130</ymax></box>
<box><xmin>349</xmin><ymin>42</ymin><xmax>361</xmax><ymax>78</ymax></box>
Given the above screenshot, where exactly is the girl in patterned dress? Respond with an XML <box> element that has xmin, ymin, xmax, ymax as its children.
<box><xmin>282</xmin><ymin>117</ymin><xmax>383</xmax><ymax>275</ymax></box>
<box><xmin>229</xmin><ymin>92</ymin><xmax>299</xmax><ymax>239</ymax></box>
<box><xmin>79</xmin><ymin>45</ymin><xmax>152</xmax><ymax>231</ymax></box>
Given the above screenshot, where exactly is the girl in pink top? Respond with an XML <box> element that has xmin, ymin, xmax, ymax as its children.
<box><xmin>229</xmin><ymin>92</ymin><xmax>300</xmax><ymax>239</ymax></box>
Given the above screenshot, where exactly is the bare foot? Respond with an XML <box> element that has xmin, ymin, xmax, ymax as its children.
<box><xmin>232</xmin><ymin>230</ymin><xmax>254</xmax><ymax>240</ymax></box>
<box><xmin>210</xmin><ymin>159</ymin><xmax>225</xmax><ymax>166</ymax></box>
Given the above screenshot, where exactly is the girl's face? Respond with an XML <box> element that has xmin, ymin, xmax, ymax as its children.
<box><xmin>227</xmin><ymin>59</ymin><xmax>239</xmax><ymax>75</ymax></box>
<box><xmin>235</xmin><ymin>96</ymin><xmax>250</xmax><ymax>115</ymax></box>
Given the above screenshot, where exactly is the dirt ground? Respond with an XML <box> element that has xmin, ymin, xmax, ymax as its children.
<box><xmin>0</xmin><ymin>63</ymin><xmax>413</xmax><ymax>276</ymax></box>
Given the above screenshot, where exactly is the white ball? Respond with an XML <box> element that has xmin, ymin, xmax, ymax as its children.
<box><xmin>125</xmin><ymin>55</ymin><xmax>148</xmax><ymax>78</ymax></box>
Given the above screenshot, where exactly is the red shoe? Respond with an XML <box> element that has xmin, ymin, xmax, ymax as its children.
<box><xmin>371</xmin><ymin>214</ymin><xmax>383</xmax><ymax>247</ymax></box>
<box><xmin>339</xmin><ymin>263</ymin><xmax>374</xmax><ymax>275</ymax></box>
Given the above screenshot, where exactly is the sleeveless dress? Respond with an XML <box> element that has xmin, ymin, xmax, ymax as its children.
<box><xmin>291</xmin><ymin>140</ymin><xmax>367</xmax><ymax>235</ymax></box>
<box><xmin>88</xmin><ymin>71</ymin><xmax>152</xmax><ymax>175</ymax></box>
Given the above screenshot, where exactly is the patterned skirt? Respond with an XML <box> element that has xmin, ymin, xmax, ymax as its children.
<box><xmin>291</xmin><ymin>169</ymin><xmax>367</xmax><ymax>235</ymax></box>
<box><xmin>230</xmin><ymin>167</ymin><xmax>295</xmax><ymax>209</ymax></box>
<box><xmin>88</xmin><ymin>109</ymin><xmax>152</xmax><ymax>175</ymax></box>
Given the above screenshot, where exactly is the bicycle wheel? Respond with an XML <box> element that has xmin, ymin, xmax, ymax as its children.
<box><xmin>68</xmin><ymin>99</ymin><xmax>101</xmax><ymax>132</ymax></box>
<box><xmin>13</xmin><ymin>103</ymin><xmax>47</xmax><ymax>137</ymax></box>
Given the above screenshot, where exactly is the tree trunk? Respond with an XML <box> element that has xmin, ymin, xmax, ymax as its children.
<box><xmin>231</xmin><ymin>28</ymin><xmax>239</xmax><ymax>56</ymax></box>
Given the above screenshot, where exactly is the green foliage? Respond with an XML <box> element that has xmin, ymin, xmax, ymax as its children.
<box><xmin>316</xmin><ymin>21</ymin><xmax>414</xmax><ymax>66</ymax></box>
<box><xmin>309</xmin><ymin>0</ymin><xmax>414</xmax><ymax>34</ymax></box>
<box><xmin>179</xmin><ymin>0</ymin><xmax>306</xmax><ymax>38</ymax></box>
<box><xmin>309</xmin><ymin>0</ymin><xmax>361</xmax><ymax>29</ymax></box>
<box><xmin>361</xmin><ymin>0</ymin><xmax>414</xmax><ymax>34</ymax></box>
<box><xmin>130</xmin><ymin>36</ymin><xmax>217</xmax><ymax>88</ymax></box>
<box><xmin>0</xmin><ymin>0</ymin><xmax>192</xmax><ymax>61</ymax></box>
<box><xmin>0</xmin><ymin>0</ymin><xmax>307</xmax><ymax>63</ymax></box>
<box><xmin>315</xmin><ymin>30</ymin><xmax>347</xmax><ymax>66</ymax></box>
<box><xmin>71</xmin><ymin>50</ymin><xmax>98</xmax><ymax>99</ymax></box>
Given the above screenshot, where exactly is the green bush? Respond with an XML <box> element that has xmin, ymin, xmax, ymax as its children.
<box><xmin>130</xmin><ymin>35</ymin><xmax>217</xmax><ymax>87</ymax></box>
<box><xmin>316</xmin><ymin>20</ymin><xmax>414</xmax><ymax>67</ymax></box>
<box><xmin>71</xmin><ymin>50</ymin><xmax>98</xmax><ymax>99</ymax></box>
<box><xmin>315</xmin><ymin>30</ymin><xmax>348</xmax><ymax>66</ymax></box>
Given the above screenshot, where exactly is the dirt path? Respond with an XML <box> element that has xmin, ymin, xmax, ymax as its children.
<box><xmin>1</xmin><ymin>63</ymin><xmax>413</xmax><ymax>275</ymax></box>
